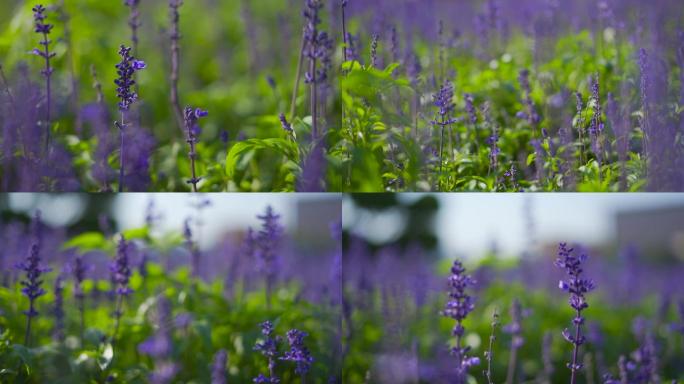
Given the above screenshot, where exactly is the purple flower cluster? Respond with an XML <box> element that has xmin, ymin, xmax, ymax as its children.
<box><xmin>112</xmin><ymin>235</ymin><xmax>133</xmax><ymax>298</ymax></box>
<box><xmin>432</xmin><ymin>80</ymin><xmax>457</xmax><ymax>127</ymax></box>
<box><xmin>280</xmin><ymin>329</ymin><xmax>314</xmax><ymax>376</ymax></box>
<box><xmin>441</xmin><ymin>259</ymin><xmax>479</xmax><ymax>383</ymax></box>
<box><xmin>114</xmin><ymin>45</ymin><xmax>146</xmax><ymax>112</ymax></box>
<box><xmin>211</xmin><ymin>349</ymin><xmax>228</xmax><ymax>384</ymax></box>
<box><xmin>254</xmin><ymin>320</ymin><xmax>281</xmax><ymax>383</ymax></box>
<box><xmin>256</xmin><ymin>206</ymin><xmax>284</xmax><ymax>295</ymax></box>
<box><xmin>555</xmin><ymin>242</ymin><xmax>596</xmax><ymax>383</ymax></box>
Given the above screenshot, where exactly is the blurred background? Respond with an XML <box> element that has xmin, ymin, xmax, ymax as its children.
<box><xmin>342</xmin><ymin>193</ymin><xmax>684</xmax><ymax>383</ymax></box>
<box><xmin>344</xmin><ymin>193</ymin><xmax>684</xmax><ymax>261</ymax></box>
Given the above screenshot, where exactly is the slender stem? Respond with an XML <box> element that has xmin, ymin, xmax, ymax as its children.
<box><xmin>290</xmin><ymin>27</ymin><xmax>306</xmax><ymax>123</ymax></box>
<box><xmin>570</xmin><ymin>307</ymin><xmax>582</xmax><ymax>384</ymax></box>
<box><xmin>24</xmin><ymin>301</ymin><xmax>34</xmax><ymax>346</ymax></box>
<box><xmin>505</xmin><ymin>346</ymin><xmax>518</xmax><ymax>384</ymax></box>
<box><xmin>118</xmin><ymin>112</ymin><xmax>126</xmax><ymax>192</ymax></box>
<box><xmin>341</xmin><ymin>4</ymin><xmax>348</xmax><ymax>63</ymax></box>
<box><xmin>310</xmin><ymin>51</ymin><xmax>318</xmax><ymax>140</ymax></box>
<box><xmin>41</xmin><ymin>30</ymin><xmax>52</xmax><ymax>154</ymax></box>
<box><xmin>112</xmin><ymin>295</ymin><xmax>123</xmax><ymax>347</ymax></box>
<box><xmin>170</xmin><ymin>2</ymin><xmax>184</xmax><ymax>134</ymax></box>
<box><xmin>0</xmin><ymin>64</ymin><xmax>15</xmax><ymax>106</ymax></box>
<box><xmin>187</xmin><ymin>135</ymin><xmax>199</xmax><ymax>192</ymax></box>
<box><xmin>78</xmin><ymin>296</ymin><xmax>85</xmax><ymax>343</ymax></box>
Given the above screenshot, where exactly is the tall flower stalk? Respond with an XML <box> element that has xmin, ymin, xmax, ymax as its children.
<box><xmin>589</xmin><ymin>74</ymin><xmax>604</xmax><ymax>169</ymax></box>
<box><xmin>16</xmin><ymin>212</ymin><xmax>51</xmax><ymax>347</ymax></box>
<box><xmin>483</xmin><ymin>308</ymin><xmax>499</xmax><ymax>384</ymax></box>
<box><xmin>169</xmin><ymin>0</ymin><xmax>184</xmax><ymax>132</ymax></box>
<box><xmin>303</xmin><ymin>0</ymin><xmax>324</xmax><ymax>139</ymax></box>
<box><xmin>254</xmin><ymin>320</ymin><xmax>281</xmax><ymax>383</ymax></box>
<box><xmin>432</xmin><ymin>80</ymin><xmax>457</xmax><ymax>191</ymax></box>
<box><xmin>17</xmin><ymin>242</ymin><xmax>50</xmax><ymax>346</ymax></box>
<box><xmin>111</xmin><ymin>235</ymin><xmax>133</xmax><ymax>347</ymax></box>
<box><xmin>257</xmin><ymin>206</ymin><xmax>284</xmax><ymax>309</ymax></box>
<box><xmin>441</xmin><ymin>259</ymin><xmax>479</xmax><ymax>383</ymax></box>
<box><xmin>555</xmin><ymin>243</ymin><xmax>596</xmax><ymax>384</ymax></box>
<box><xmin>32</xmin><ymin>5</ymin><xmax>55</xmax><ymax>153</ymax></box>
<box><xmin>114</xmin><ymin>45</ymin><xmax>146</xmax><ymax>192</ymax></box>
<box><xmin>183</xmin><ymin>107</ymin><xmax>208</xmax><ymax>192</ymax></box>
<box><xmin>52</xmin><ymin>275</ymin><xmax>65</xmax><ymax>343</ymax></box>
<box><xmin>504</xmin><ymin>299</ymin><xmax>525</xmax><ymax>384</ymax></box>
<box><xmin>73</xmin><ymin>254</ymin><xmax>88</xmax><ymax>341</ymax></box>
<box><xmin>281</xmin><ymin>329</ymin><xmax>314</xmax><ymax>382</ymax></box>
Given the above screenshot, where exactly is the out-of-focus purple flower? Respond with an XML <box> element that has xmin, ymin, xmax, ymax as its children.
<box><xmin>139</xmin><ymin>297</ymin><xmax>178</xmax><ymax>384</ymax></box>
<box><xmin>32</xmin><ymin>4</ymin><xmax>55</xmax><ymax>151</ymax></box>
<box><xmin>555</xmin><ymin>242</ymin><xmax>596</xmax><ymax>381</ymax></box>
<box><xmin>281</xmin><ymin>329</ymin><xmax>314</xmax><ymax>376</ymax></box>
<box><xmin>211</xmin><ymin>349</ymin><xmax>228</xmax><ymax>384</ymax></box>
<box><xmin>111</xmin><ymin>235</ymin><xmax>133</xmax><ymax>298</ymax></box>
<box><xmin>517</xmin><ymin>69</ymin><xmax>540</xmax><ymax>131</ymax></box>
<box><xmin>588</xmin><ymin>74</ymin><xmax>604</xmax><ymax>163</ymax></box>
<box><xmin>432</xmin><ymin>80</ymin><xmax>457</xmax><ymax>127</ymax></box>
<box><xmin>174</xmin><ymin>312</ymin><xmax>193</xmax><ymax>329</ymax></box>
<box><xmin>370</xmin><ymin>33</ymin><xmax>379</xmax><ymax>68</ymax></box>
<box><xmin>441</xmin><ymin>259</ymin><xmax>479</xmax><ymax>383</ymax></box>
<box><xmin>183</xmin><ymin>106</ymin><xmax>207</xmax><ymax>192</ymax></box>
<box><xmin>464</xmin><ymin>94</ymin><xmax>477</xmax><ymax>125</ymax></box>
<box><xmin>254</xmin><ymin>320</ymin><xmax>281</xmax><ymax>383</ymax></box>
<box><xmin>256</xmin><ymin>206</ymin><xmax>284</xmax><ymax>298</ymax></box>
<box><xmin>503</xmin><ymin>299</ymin><xmax>525</xmax><ymax>348</ymax></box>
<box><xmin>52</xmin><ymin>274</ymin><xmax>65</xmax><ymax>342</ymax></box>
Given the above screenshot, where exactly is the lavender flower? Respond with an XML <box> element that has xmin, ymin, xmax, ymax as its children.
<box><xmin>281</xmin><ymin>329</ymin><xmax>314</xmax><ymax>377</ymax></box>
<box><xmin>517</xmin><ymin>69</ymin><xmax>540</xmax><ymax>135</ymax></box>
<box><xmin>72</xmin><ymin>254</ymin><xmax>87</xmax><ymax>339</ymax></box>
<box><xmin>139</xmin><ymin>297</ymin><xmax>178</xmax><ymax>384</ymax></box>
<box><xmin>303</xmin><ymin>0</ymin><xmax>325</xmax><ymax>138</ymax></box>
<box><xmin>114</xmin><ymin>44</ymin><xmax>146</xmax><ymax>192</ymax></box>
<box><xmin>279</xmin><ymin>113</ymin><xmax>295</xmax><ymax>139</ymax></box>
<box><xmin>32</xmin><ymin>4</ymin><xmax>55</xmax><ymax>152</ymax></box>
<box><xmin>504</xmin><ymin>299</ymin><xmax>525</xmax><ymax>384</ymax></box>
<box><xmin>16</xmin><ymin>211</ymin><xmax>51</xmax><ymax>346</ymax></box>
<box><xmin>254</xmin><ymin>320</ymin><xmax>281</xmax><ymax>383</ymax></box>
<box><xmin>211</xmin><ymin>349</ymin><xmax>228</xmax><ymax>384</ymax></box>
<box><xmin>441</xmin><ymin>259</ymin><xmax>479</xmax><ymax>383</ymax></box>
<box><xmin>257</xmin><ymin>206</ymin><xmax>284</xmax><ymax>307</ymax></box>
<box><xmin>112</xmin><ymin>235</ymin><xmax>132</xmax><ymax>344</ymax></box>
<box><xmin>52</xmin><ymin>275</ymin><xmax>65</xmax><ymax>342</ymax></box>
<box><xmin>183</xmin><ymin>217</ymin><xmax>200</xmax><ymax>277</ymax></box>
<box><xmin>588</xmin><ymin>74</ymin><xmax>604</xmax><ymax>164</ymax></box>
<box><xmin>183</xmin><ymin>106</ymin><xmax>207</xmax><ymax>192</ymax></box>
<box><xmin>370</xmin><ymin>33</ymin><xmax>379</xmax><ymax>68</ymax></box>
<box><xmin>433</xmin><ymin>80</ymin><xmax>458</xmax><ymax>189</ymax></box>
<box><xmin>555</xmin><ymin>242</ymin><xmax>596</xmax><ymax>384</ymax></box>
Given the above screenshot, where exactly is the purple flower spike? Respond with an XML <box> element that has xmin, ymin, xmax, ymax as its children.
<box><xmin>441</xmin><ymin>259</ymin><xmax>478</xmax><ymax>383</ymax></box>
<box><xmin>254</xmin><ymin>320</ymin><xmax>281</xmax><ymax>383</ymax></box>
<box><xmin>183</xmin><ymin>106</ymin><xmax>207</xmax><ymax>192</ymax></box>
<box><xmin>555</xmin><ymin>243</ymin><xmax>596</xmax><ymax>384</ymax></box>
<box><xmin>211</xmin><ymin>349</ymin><xmax>228</xmax><ymax>384</ymax></box>
<box><xmin>281</xmin><ymin>329</ymin><xmax>314</xmax><ymax>376</ymax></box>
<box><xmin>115</xmin><ymin>45</ymin><xmax>145</xmax><ymax>112</ymax></box>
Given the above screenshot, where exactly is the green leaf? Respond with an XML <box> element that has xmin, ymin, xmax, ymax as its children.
<box><xmin>121</xmin><ymin>226</ymin><xmax>149</xmax><ymax>240</ymax></box>
<box><xmin>62</xmin><ymin>232</ymin><xmax>107</xmax><ymax>252</ymax></box>
<box><xmin>225</xmin><ymin>138</ymin><xmax>299</xmax><ymax>178</ymax></box>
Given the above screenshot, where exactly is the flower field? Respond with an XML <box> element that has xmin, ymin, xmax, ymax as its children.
<box><xmin>1</xmin><ymin>0</ymin><xmax>683</xmax><ymax>191</ymax></box>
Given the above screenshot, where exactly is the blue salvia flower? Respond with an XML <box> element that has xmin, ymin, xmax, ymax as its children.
<box><xmin>16</xmin><ymin>211</ymin><xmax>51</xmax><ymax>346</ymax></box>
<box><xmin>211</xmin><ymin>349</ymin><xmax>228</xmax><ymax>384</ymax></box>
<box><xmin>254</xmin><ymin>320</ymin><xmax>281</xmax><ymax>383</ymax></box>
<box><xmin>72</xmin><ymin>254</ymin><xmax>87</xmax><ymax>338</ymax></box>
<box><xmin>303</xmin><ymin>0</ymin><xmax>324</xmax><ymax>84</ymax></box>
<box><xmin>517</xmin><ymin>69</ymin><xmax>540</xmax><ymax>133</ymax></box>
<box><xmin>464</xmin><ymin>93</ymin><xmax>477</xmax><ymax>125</ymax></box>
<box><xmin>281</xmin><ymin>329</ymin><xmax>314</xmax><ymax>376</ymax></box>
<box><xmin>432</xmin><ymin>80</ymin><xmax>458</xmax><ymax>127</ymax></box>
<box><xmin>112</xmin><ymin>235</ymin><xmax>133</xmax><ymax>297</ymax></box>
<box><xmin>441</xmin><ymin>259</ymin><xmax>479</xmax><ymax>383</ymax></box>
<box><xmin>279</xmin><ymin>113</ymin><xmax>296</xmax><ymax>140</ymax></box>
<box><xmin>114</xmin><ymin>45</ymin><xmax>146</xmax><ymax>112</ymax></box>
<box><xmin>555</xmin><ymin>242</ymin><xmax>596</xmax><ymax>384</ymax></box>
